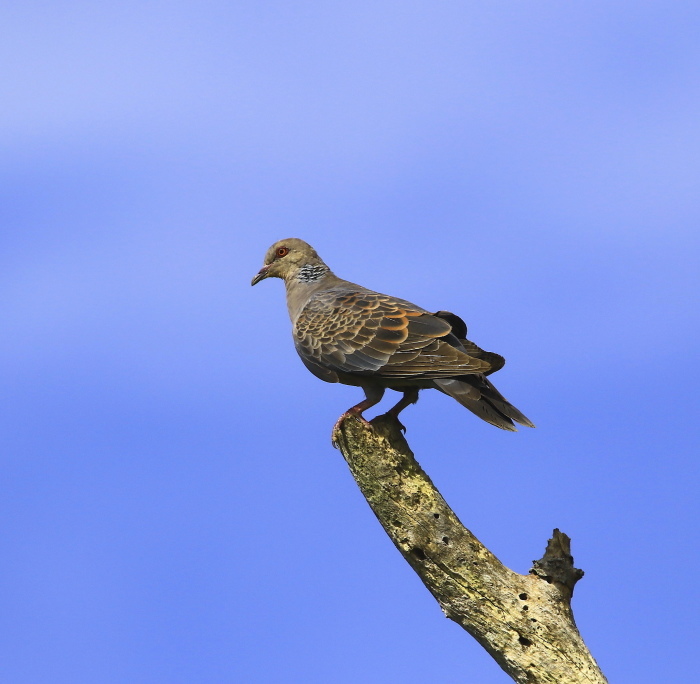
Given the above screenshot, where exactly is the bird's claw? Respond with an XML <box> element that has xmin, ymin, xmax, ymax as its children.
<box><xmin>331</xmin><ymin>411</ymin><xmax>371</xmax><ymax>447</ymax></box>
<box><xmin>385</xmin><ymin>413</ymin><xmax>407</xmax><ymax>433</ymax></box>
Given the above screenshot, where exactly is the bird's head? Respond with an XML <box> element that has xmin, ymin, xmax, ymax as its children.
<box><xmin>251</xmin><ymin>238</ymin><xmax>329</xmax><ymax>285</ymax></box>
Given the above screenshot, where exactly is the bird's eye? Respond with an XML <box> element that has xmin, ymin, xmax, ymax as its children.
<box><xmin>276</xmin><ymin>247</ymin><xmax>289</xmax><ymax>257</ymax></box>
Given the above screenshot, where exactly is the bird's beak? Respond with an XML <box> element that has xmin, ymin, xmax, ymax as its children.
<box><xmin>251</xmin><ymin>264</ymin><xmax>270</xmax><ymax>286</ymax></box>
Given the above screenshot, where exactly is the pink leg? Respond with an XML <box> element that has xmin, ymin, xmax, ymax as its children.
<box><xmin>331</xmin><ymin>386</ymin><xmax>385</xmax><ymax>445</ymax></box>
<box><xmin>385</xmin><ymin>388</ymin><xmax>419</xmax><ymax>432</ymax></box>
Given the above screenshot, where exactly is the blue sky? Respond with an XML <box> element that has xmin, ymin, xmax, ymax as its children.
<box><xmin>2</xmin><ymin>2</ymin><xmax>699</xmax><ymax>682</ymax></box>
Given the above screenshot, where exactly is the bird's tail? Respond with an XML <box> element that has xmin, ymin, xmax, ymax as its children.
<box><xmin>433</xmin><ymin>375</ymin><xmax>535</xmax><ymax>431</ymax></box>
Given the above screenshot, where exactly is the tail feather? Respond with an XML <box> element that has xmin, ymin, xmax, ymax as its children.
<box><xmin>475</xmin><ymin>375</ymin><xmax>535</xmax><ymax>428</ymax></box>
<box><xmin>434</xmin><ymin>376</ymin><xmax>535</xmax><ymax>431</ymax></box>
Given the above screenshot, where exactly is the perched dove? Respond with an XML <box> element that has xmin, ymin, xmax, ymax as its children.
<box><xmin>251</xmin><ymin>238</ymin><xmax>534</xmax><ymax>436</ymax></box>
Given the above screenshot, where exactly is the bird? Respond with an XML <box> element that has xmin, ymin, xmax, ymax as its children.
<box><xmin>251</xmin><ymin>238</ymin><xmax>534</xmax><ymax>439</ymax></box>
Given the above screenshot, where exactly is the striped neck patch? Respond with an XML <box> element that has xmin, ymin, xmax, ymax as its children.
<box><xmin>296</xmin><ymin>263</ymin><xmax>328</xmax><ymax>283</ymax></box>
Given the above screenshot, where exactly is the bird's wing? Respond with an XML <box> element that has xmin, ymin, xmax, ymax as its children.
<box><xmin>458</xmin><ymin>339</ymin><xmax>505</xmax><ymax>376</ymax></box>
<box><xmin>294</xmin><ymin>287</ymin><xmax>492</xmax><ymax>379</ymax></box>
<box><xmin>433</xmin><ymin>310</ymin><xmax>505</xmax><ymax>375</ymax></box>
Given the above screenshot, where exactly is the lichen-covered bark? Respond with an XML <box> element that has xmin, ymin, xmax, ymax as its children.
<box><xmin>333</xmin><ymin>414</ymin><xmax>607</xmax><ymax>684</ymax></box>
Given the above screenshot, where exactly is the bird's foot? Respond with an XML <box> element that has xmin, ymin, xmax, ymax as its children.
<box><xmin>385</xmin><ymin>412</ymin><xmax>407</xmax><ymax>433</ymax></box>
<box><xmin>331</xmin><ymin>410</ymin><xmax>371</xmax><ymax>448</ymax></box>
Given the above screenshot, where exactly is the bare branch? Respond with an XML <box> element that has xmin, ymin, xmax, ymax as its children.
<box><xmin>333</xmin><ymin>414</ymin><xmax>607</xmax><ymax>684</ymax></box>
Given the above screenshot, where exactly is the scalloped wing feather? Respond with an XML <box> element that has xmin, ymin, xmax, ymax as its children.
<box><xmin>294</xmin><ymin>288</ymin><xmax>491</xmax><ymax>381</ymax></box>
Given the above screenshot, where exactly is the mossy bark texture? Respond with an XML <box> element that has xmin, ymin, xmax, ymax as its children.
<box><xmin>333</xmin><ymin>414</ymin><xmax>607</xmax><ymax>684</ymax></box>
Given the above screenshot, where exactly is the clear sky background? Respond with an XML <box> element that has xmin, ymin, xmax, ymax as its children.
<box><xmin>2</xmin><ymin>3</ymin><xmax>699</xmax><ymax>682</ymax></box>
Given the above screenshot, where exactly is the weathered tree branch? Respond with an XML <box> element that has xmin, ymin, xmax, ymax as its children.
<box><xmin>333</xmin><ymin>414</ymin><xmax>607</xmax><ymax>684</ymax></box>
